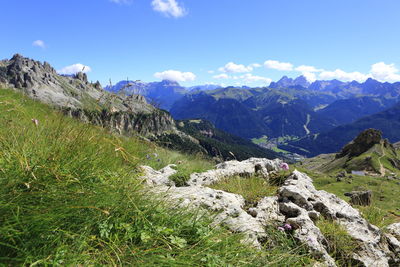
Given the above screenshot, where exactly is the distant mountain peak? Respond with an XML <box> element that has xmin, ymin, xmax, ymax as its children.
<box><xmin>364</xmin><ymin>77</ymin><xmax>379</xmax><ymax>84</ymax></box>
<box><xmin>160</xmin><ymin>79</ymin><xmax>181</xmax><ymax>86</ymax></box>
<box><xmin>336</xmin><ymin>128</ymin><xmax>383</xmax><ymax>158</ymax></box>
<box><xmin>270</xmin><ymin>75</ymin><xmax>309</xmax><ymax>89</ymax></box>
<box><xmin>294</xmin><ymin>75</ymin><xmax>310</xmax><ymax>88</ymax></box>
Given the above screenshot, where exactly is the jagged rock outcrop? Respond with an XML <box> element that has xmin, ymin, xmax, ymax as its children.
<box><xmin>140</xmin><ymin>159</ymin><xmax>399</xmax><ymax>266</ymax></box>
<box><xmin>63</xmin><ymin>107</ymin><xmax>176</xmax><ymax>136</ymax></box>
<box><xmin>188</xmin><ymin>158</ymin><xmax>282</xmax><ymax>186</ymax></box>
<box><xmin>336</xmin><ymin>129</ymin><xmax>384</xmax><ymax>158</ymax></box>
<box><xmin>0</xmin><ymin>54</ymin><xmax>177</xmax><ymax>136</ymax></box>
<box><xmin>0</xmin><ymin>54</ymin><xmax>160</xmax><ymax>113</ymax></box>
<box><xmin>278</xmin><ymin>170</ymin><xmax>394</xmax><ymax>266</ymax></box>
<box><xmin>1</xmin><ymin>54</ymin><xmax>99</xmax><ymax>108</ymax></box>
<box><xmin>344</xmin><ymin>190</ymin><xmax>372</xmax><ymax>206</ymax></box>
<box><xmin>385</xmin><ymin>223</ymin><xmax>400</xmax><ymax>263</ymax></box>
<box><xmin>140</xmin><ymin>164</ymin><xmax>177</xmax><ymax>186</ymax></box>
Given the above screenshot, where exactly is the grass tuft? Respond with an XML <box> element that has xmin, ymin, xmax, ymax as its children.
<box><xmin>317</xmin><ymin>218</ymin><xmax>360</xmax><ymax>266</ymax></box>
<box><xmin>210</xmin><ymin>176</ymin><xmax>278</xmax><ymax>205</ymax></box>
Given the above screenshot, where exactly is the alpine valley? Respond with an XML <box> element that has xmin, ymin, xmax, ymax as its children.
<box><xmin>106</xmin><ymin>75</ymin><xmax>400</xmax><ymax>158</ymax></box>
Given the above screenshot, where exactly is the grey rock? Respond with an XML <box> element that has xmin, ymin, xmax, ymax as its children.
<box><xmin>344</xmin><ymin>190</ymin><xmax>372</xmax><ymax>206</ymax></box>
<box><xmin>139</xmin><ymin>158</ymin><xmax>286</xmax><ymax>248</ymax></box>
<box><xmin>280</xmin><ymin>201</ymin><xmax>336</xmax><ymax>266</ymax></box>
<box><xmin>248</xmin><ymin>196</ymin><xmax>285</xmax><ymax>224</ymax></box>
<box><xmin>140</xmin><ymin>164</ymin><xmax>177</xmax><ymax>186</ymax></box>
<box><xmin>156</xmin><ymin>186</ymin><xmax>267</xmax><ymax>248</ymax></box>
<box><xmin>278</xmin><ymin>170</ymin><xmax>393</xmax><ymax>267</ymax></box>
<box><xmin>385</xmin><ymin>223</ymin><xmax>400</xmax><ymax>262</ymax></box>
<box><xmin>188</xmin><ymin>158</ymin><xmax>283</xmax><ymax>186</ymax></box>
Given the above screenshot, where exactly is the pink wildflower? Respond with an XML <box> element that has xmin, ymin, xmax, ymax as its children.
<box><xmin>283</xmin><ymin>223</ymin><xmax>292</xmax><ymax>231</ymax></box>
<box><xmin>280</xmin><ymin>162</ymin><xmax>289</xmax><ymax>171</ymax></box>
<box><xmin>277</xmin><ymin>226</ymin><xmax>285</xmax><ymax>232</ymax></box>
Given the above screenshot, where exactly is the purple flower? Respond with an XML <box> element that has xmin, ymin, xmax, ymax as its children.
<box><xmin>277</xmin><ymin>226</ymin><xmax>285</xmax><ymax>232</ymax></box>
<box><xmin>283</xmin><ymin>223</ymin><xmax>292</xmax><ymax>231</ymax></box>
<box><xmin>280</xmin><ymin>162</ymin><xmax>289</xmax><ymax>171</ymax></box>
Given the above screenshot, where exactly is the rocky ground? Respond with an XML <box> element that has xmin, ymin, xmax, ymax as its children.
<box><xmin>140</xmin><ymin>158</ymin><xmax>400</xmax><ymax>267</ymax></box>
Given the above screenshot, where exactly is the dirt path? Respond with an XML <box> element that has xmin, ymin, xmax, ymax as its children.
<box><xmin>378</xmin><ymin>143</ymin><xmax>386</xmax><ymax>177</ymax></box>
<box><xmin>303</xmin><ymin>114</ymin><xmax>311</xmax><ymax>135</ymax></box>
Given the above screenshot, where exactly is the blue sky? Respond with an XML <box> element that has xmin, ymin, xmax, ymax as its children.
<box><xmin>2</xmin><ymin>0</ymin><xmax>400</xmax><ymax>87</ymax></box>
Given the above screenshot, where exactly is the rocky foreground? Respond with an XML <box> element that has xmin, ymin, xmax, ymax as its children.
<box><xmin>140</xmin><ymin>158</ymin><xmax>400</xmax><ymax>267</ymax></box>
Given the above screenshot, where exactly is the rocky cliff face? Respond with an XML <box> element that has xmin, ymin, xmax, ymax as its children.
<box><xmin>0</xmin><ymin>54</ymin><xmax>177</xmax><ymax>136</ymax></box>
<box><xmin>1</xmin><ymin>54</ymin><xmax>101</xmax><ymax>109</ymax></box>
<box><xmin>63</xmin><ymin>108</ymin><xmax>176</xmax><ymax>136</ymax></box>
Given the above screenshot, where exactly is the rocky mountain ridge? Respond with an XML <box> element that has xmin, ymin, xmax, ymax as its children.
<box><xmin>301</xmin><ymin>128</ymin><xmax>400</xmax><ymax>177</ymax></box>
<box><xmin>0</xmin><ymin>54</ymin><xmax>179</xmax><ymax>137</ymax></box>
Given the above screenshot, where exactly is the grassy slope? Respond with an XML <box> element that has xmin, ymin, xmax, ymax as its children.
<box><xmin>0</xmin><ymin>88</ymin><xmax>314</xmax><ymax>266</ymax></box>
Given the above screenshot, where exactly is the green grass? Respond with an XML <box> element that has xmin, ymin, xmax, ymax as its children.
<box><xmin>316</xmin><ymin>218</ymin><xmax>360</xmax><ymax>266</ymax></box>
<box><xmin>258</xmin><ymin>226</ymin><xmax>315</xmax><ymax>266</ymax></box>
<box><xmin>272</xmin><ymin>146</ymin><xmax>289</xmax><ymax>154</ymax></box>
<box><xmin>209</xmin><ymin>176</ymin><xmax>278</xmax><ymax>205</ymax></box>
<box><xmin>252</xmin><ymin>135</ymin><xmax>268</xmax><ymax>145</ymax></box>
<box><xmin>0</xmin><ymin>88</ymin><xmax>314</xmax><ymax>266</ymax></box>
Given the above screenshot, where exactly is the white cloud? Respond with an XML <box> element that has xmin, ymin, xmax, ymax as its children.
<box><xmin>370</xmin><ymin>62</ymin><xmax>400</xmax><ymax>83</ymax></box>
<box><xmin>154</xmin><ymin>70</ymin><xmax>196</xmax><ymax>82</ymax></box>
<box><xmin>151</xmin><ymin>0</ymin><xmax>186</xmax><ymax>18</ymax></box>
<box><xmin>32</xmin><ymin>40</ymin><xmax>46</xmax><ymax>49</ymax></box>
<box><xmin>240</xmin><ymin>74</ymin><xmax>272</xmax><ymax>84</ymax></box>
<box><xmin>207</xmin><ymin>70</ymin><xmax>215</xmax><ymax>74</ymax></box>
<box><xmin>57</xmin><ymin>63</ymin><xmax>91</xmax><ymax>75</ymax></box>
<box><xmin>213</xmin><ymin>73</ymin><xmax>271</xmax><ymax>85</ymax></box>
<box><xmin>264</xmin><ymin>60</ymin><xmax>293</xmax><ymax>71</ymax></box>
<box><xmin>110</xmin><ymin>0</ymin><xmax>131</xmax><ymax>4</ymax></box>
<box><xmin>218</xmin><ymin>62</ymin><xmax>253</xmax><ymax>73</ymax></box>
<box><xmin>213</xmin><ymin>73</ymin><xmax>229</xmax><ymax>79</ymax></box>
<box><xmin>294</xmin><ymin>65</ymin><xmax>323</xmax><ymax>82</ymax></box>
<box><xmin>250</xmin><ymin>63</ymin><xmax>262</xmax><ymax>68</ymax></box>
<box><xmin>295</xmin><ymin>65</ymin><xmax>323</xmax><ymax>73</ymax></box>
<box><xmin>110</xmin><ymin>0</ymin><xmax>131</xmax><ymax>3</ymax></box>
<box><xmin>318</xmin><ymin>69</ymin><xmax>369</xmax><ymax>82</ymax></box>
<box><xmin>301</xmin><ymin>72</ymin><xmax>317</xmax><ymax>82</ymax></box>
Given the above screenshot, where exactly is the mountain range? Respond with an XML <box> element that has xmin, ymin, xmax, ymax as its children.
<box><xmin>106</xmin><ymin>74</ymin><xmax>400</xmax><ymax>158</ymax></box>
<box><xmin>8</xmin><ymin>54</ymin><xmax>399</xmax><ymax>159</ymax></box>
<box><xmin>0</xmin><ymin>54</ymin><xmax>278</xmax><ymax>161</ymax></box>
